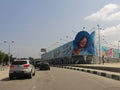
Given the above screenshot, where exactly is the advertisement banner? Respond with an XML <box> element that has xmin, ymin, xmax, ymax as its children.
<box><xmin>42</xmin><ymin>31</ymin><xmax>96</xmax><ymax>60</ymax></box>
<box><xmin>102</xmin><ymin>46</ymin><xmax>119</xmax><ymax>58</ymax></box>
<box><xmin>72</xmin><ymin>31</ymin><xmax>95</xmax><ymax>56</ymax></box>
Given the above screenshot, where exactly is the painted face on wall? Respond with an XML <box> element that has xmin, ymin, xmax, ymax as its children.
<box><xmin>79</xmin><ymin>37</ymin><xmax>87</xmax><ymax>48</ymax></box>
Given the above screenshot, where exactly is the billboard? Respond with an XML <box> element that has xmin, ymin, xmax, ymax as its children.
<box><xmin>42</xmin><ymin>31</ymin><xmax>96</xmax><ymax>60</ymax></box>
<box><xmin>49</xmin><ymin>41</ymin><xmax>73</xmax><ymax>59</ymax></box>
<box><xmin>102</xmin><ymin>46</ymin><xmax>119</xmax><ymax>58</ymax></box>
<box><xmin>72</xmin><ymin>31</ymin><xmax>95</xmax><ymax>56</ymax></box>
<box><xmin>42</xmin><ymin>30</ymin><xmax>120</xmax><ymax>61</ymax></box>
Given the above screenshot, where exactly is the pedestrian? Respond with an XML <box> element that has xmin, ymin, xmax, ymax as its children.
<box><xmin>1</xmin><ymin>64</ymin><xmax>4</xmax><ymax>71</ymax></box>
<box><xmin>102</xmin><ymin>55</ymin><xmax>105</xmax><ymax>64</ymax></box>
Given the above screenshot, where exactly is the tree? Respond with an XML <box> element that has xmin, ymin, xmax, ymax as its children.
<box><xmin>0</xmin><ymin>50</ymin><xmax>14</xmax><ymax>65</ymax></box>
<box><xmin>0</xmin><ymin>51</ymin><xmax>6</xmax><ymax>64</ymax></box>
<box><xmin>29</xmin><ymin>57</ymin><xmax>34</xmax><ymax>61</ymax></box>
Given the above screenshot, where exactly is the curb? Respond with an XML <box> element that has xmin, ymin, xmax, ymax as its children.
<box><xmin>55</xmin><ymin>66</ymin><xmax>120</xmax><ymax>81</ymax></box>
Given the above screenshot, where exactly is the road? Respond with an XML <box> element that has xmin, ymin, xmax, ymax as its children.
<box><xmin>0</xmin><ymin>67</ymin><xmax>120</xmax><ymax>90</ymax></box>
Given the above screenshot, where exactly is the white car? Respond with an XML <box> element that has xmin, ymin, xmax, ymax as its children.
<box><xmin>9</xmin><ymin>59</ymin><xmax>35</xmax><ymax>80</ymax></box>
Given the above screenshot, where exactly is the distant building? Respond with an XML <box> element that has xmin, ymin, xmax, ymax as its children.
<box><xmin>41</xmin><ymin>30</ymin><xmax>120</xmax><ymax>64</ymax></box>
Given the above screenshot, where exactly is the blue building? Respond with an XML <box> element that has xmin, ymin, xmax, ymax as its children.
<box><xmin>41</xmin><ymin>30</ymin><xmax>120</xmax><ymax>64</ymax></box>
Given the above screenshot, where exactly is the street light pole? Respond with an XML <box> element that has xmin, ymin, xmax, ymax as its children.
<box><xmin>66</xmin><ymin>36</ymin><xmax>72</xmax><ymax>39</ymax></box>
<box><xmin>4</xmin><ymin>41</ymin><xmax>14</xmax><ymax>66</ymax></box>
<box><xmin>97</xmin><ymin>24</ymin><xmax>101</xmax><ymax>64</ymax></box>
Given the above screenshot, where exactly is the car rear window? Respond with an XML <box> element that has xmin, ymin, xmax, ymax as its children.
<box><xmin>12</xmin><ymin>61</ymin><xmax>27</xmax><ymax>65</ymax></box>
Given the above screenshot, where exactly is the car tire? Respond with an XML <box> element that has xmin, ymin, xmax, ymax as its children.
<box><xmin>9</xmin><ymin>74</ymin><xmax>14</xmax><ymax>80</ymax></box>
<box><xmin>33</xmin><ymin>71</ymin><xmax>35</xmax><ymax>76</ymax></box>
<box><xmin>28</xmin><ymin>72</ymin><xmax>32</xmax><ymax>79</ymax></box>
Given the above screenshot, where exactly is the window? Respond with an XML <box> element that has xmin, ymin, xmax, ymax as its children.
<box><xmin>12</xmin><ymin>61</ymin><xmax>27</xmax><ymax>65</ymax></box>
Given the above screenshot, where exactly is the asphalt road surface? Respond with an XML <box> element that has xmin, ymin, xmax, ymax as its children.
<box><xmin>0</xmin><ymin>67</ymin><xmax>120</xmax><ymax>90</ymax></box>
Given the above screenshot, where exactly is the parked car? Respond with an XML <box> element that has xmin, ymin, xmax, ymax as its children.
<box><xmin>9</xmin><ymin>59</ymin><xmax>35</xmax><ymax>80</ymax></box>
<box><xmin>39</xmin><ymin>62</ymin><xmax>50</xmax><ymax>70</ymax></box>
<box><xmin>34</xmin><ymin>60</ymin><xmax>41</xmax><ymax>69</ymax></box>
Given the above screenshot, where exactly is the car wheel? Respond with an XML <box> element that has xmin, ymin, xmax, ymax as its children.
<box><xmin>9</xmin><ymin>74</ymin><xmax>14</xmax><ymax>80</ymax></box>
<box><xmin>33</xmin><ymin>71</ymin><xmax>35</xmax><ymax>76</ymax></box>
<box><xmin>28</xmin><ymin>72</ymin><xmax>32</xmax><ymax>79</ymax></box>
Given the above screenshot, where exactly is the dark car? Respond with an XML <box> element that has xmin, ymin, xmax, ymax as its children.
<box><xmin>39</xmin><ymin>62</ymin><xmax>50</xmax><ymax>70</ymax></box>
<box><xmin>34</xmin><ymin>61</ymin><xmax>41</xmax><ymax>69</ymax></box>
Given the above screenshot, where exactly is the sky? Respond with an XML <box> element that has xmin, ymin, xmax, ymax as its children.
<box><xmin>0</xmin><ymin>0</ymin><xmax>120</xmax><ymax>58</ymax></box>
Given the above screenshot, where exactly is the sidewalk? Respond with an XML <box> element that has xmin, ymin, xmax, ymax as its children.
<box><xmin>0</xmin><ymin>66</ymin><xmax>9</xmax><ymax>80</ymax></box>
<box><xmin>55</xmin><ymin>62</ymin><xmax>120</xmax><ymax>81</ymax></box>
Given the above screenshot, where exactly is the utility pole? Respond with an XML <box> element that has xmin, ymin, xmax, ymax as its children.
<box><xmin>97</xmin><ymin>24</ymin><xmax>101</xmax><ymax>64</ymax></box>
<box><xmin>4</xmin><ymin>41</ymin><xmax>14</xmax><ymax>66</ymax></box>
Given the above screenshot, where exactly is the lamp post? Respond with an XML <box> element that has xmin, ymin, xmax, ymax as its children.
<box><xmin>83</xmin><ymin>27</ymin><xmax>85</xmax><ymax>30</ymax></box>
<box><xmin>4</xmin><ymin>41</ymin><xmax>14</xmax><ymax>66</ymax></box>
<box><xmin>97</xmin><ymin>25</ymin><xmax>104</xmax><ymax>64</ymax></box>
<box><xmin>97</xmin><ymin>24</ymin><xmax>101</xmax><ymax>64</ymax></box>
<box><xmin>66</xmin><ymin>36</ymin><xmax>73</xmax><ymax>39</ymax></box>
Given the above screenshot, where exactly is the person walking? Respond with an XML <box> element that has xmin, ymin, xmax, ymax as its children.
<box><xmin>102</xmin><ymin>55</ymin><xmax>105</xmax><ymax>64</ymax></box>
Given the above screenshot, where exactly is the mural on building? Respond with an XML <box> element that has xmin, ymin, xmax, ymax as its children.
<box><xmin>41</xmin><ymin>30</ymin><xmax>120</xmax><ymax>64</ymax></box>
<box><xmin>42</xmin><ymin>31</ymin><xmax>96</xmax><ymax>60</ymax></box>
<box><xmin>72</xmin><ymin>31</ymin><xmax>95</xmax><ymax>56</ymax></box>
<box><xmin>102</xmin><ymin>46</ymin><xmax>119</xmax><ymax>58</ymax></box>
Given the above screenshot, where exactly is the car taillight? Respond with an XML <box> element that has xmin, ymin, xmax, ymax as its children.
<box><xmin>10</xmin><ymin>64</ymin><xmax>14</xmax><ymax>69</ymax></box>
<box><xmin>24</xmin><ymin>64</ymin><xmax>30</xmax><ymax>68</ymax></box>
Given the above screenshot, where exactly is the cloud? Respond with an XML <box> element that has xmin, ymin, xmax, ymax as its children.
<box><xmin>101</xmin><ymin>24</ymin><xmax>120</xmax><ymax>36</ymax></box>
<box><xmin>85</xmin><ymin>3</ymin><xmax>120</xmax><ymax>21</ymax></box>
<box><xmin>101</xmin><ymin>24</ymin><xmax>120</xmax><ymax>46</ymax></box>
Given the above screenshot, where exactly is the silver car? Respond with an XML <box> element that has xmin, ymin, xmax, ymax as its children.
<box><xmin>9</xmin><ymin>59</ymin><xmax>35</xmax><ymax>80</ymax></box>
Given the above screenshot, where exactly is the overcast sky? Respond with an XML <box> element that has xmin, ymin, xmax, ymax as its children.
<box><xmin>0</xmin><ymin>0</ymin><xmax>120</xmax><ymax>58</ymax></box>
